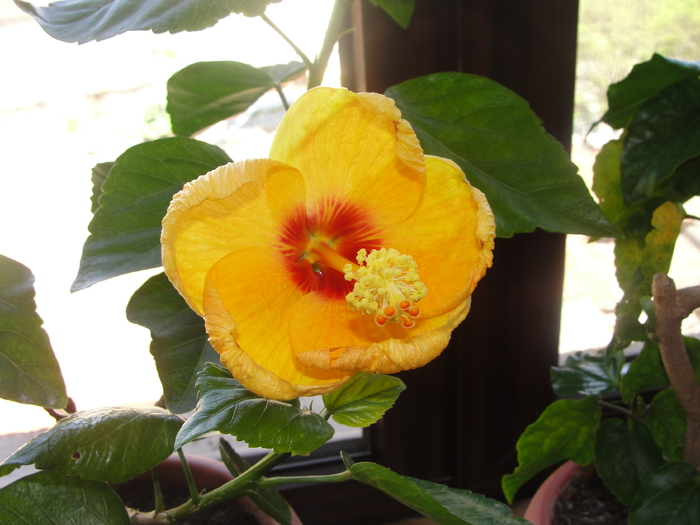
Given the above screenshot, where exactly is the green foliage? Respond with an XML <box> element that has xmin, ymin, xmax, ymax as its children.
<box><xmin>14</xmin><ymin>0</ymin><xmax>282</xmax><ymax>44</ymax></box>
<box><xmin>646</xmin><ymin>388</ymin><xmax>686</xmax><ymax>462</ymax></box>
<box><xmin>167</xmin><ymin>60</ymin><xmax>305</xmax><ymax>137</ymax></box>
<box><xmin>0</xmin><ymin>255</ymin><xmax>67</xmax><ymax>408</ymax></box>
<box><xmin>594</xmin><ymin>419</ymin><xmax>665</xmax><ymax>506</ymax></box>
<box><xmin>551</xmin><ymin>350</ymin><xmax>624</xmax><ymax>396</ymax></box>
<box><xmin>345</xmin><ymin>455</ymin><xmax>529</xmax><ymax>525</ymax></box>
<box><xmin>386</xmin><ymin>72</ymin><xmax>619</xmax><ymax>238</ymax></box>
<box><xmin>628</xmin><ymin>462</ymin><xmax>700</xmax><ymax>525</ymax></box>
<box><xmin>72</xmin><ymin>137</ymin><xmax>231</xmax><ymax>292</ymax></box>
<box><xmin>0</xmin><ymin>471</ymin><xmax>129</xmax><ymax>524</ymax></box>
<box><xmin>175</xmin><ymin>363</ymin><xmax>334</xmax><ymax>454</ymax></box>
<box><xmin>0</xmin><ymin>407</ymin><xmax>182</xmax><ymax>483</ymax></box>
<box><xmin>323</xmin><ymin>372</ymin><xmax>406</xmax><ymax>427</ymax></box>
<box><xmin>502</xmin><ymin>396</ymin><xmax>601</xmax><ymax>503</ymax></box>
<box><xmin>126</xmin><ymin>273</ymin><xmax>218</xmax><ymax>414</ymax></box>
<box><xmin>367</xmin><ymin>0</ymin><xmax>416</xmax><ymax>29</ymax></box>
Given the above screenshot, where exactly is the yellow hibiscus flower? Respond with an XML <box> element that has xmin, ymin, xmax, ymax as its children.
<box><xmin>161</xmin><ymin>87</ymin><xmax>495</xmax><ymax>400</ymax></box>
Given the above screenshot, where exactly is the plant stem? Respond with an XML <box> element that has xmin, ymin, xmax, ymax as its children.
<box><xmin>260</xmin><ymin>13</ymin><xmax>314</xmax><ymax>69</ymax></box>
<box><xmin>151</xmin><ymin>466</ymin><xmax>164</xmax><ymax>515</ymax></box>
<box><xmin>177</xmin><ymin>449</ymin><xmax>201</xmax><ymax>505</ymax></box>
<box><xmin>652</xmin><ymin>273</ymin><xmax>700</xmax><ymax>470</ymax></box>
<box><xmin>307</xmin><ymin>0</ymin><xmax>354</xmax><ymax>89</ymax></box>
<box><xmin>259</xmin><ymin>470</ymin><xmax>352</xmax><ymax>488</ymax></box>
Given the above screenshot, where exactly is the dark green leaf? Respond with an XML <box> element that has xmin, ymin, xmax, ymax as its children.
<box><xmin>0</xmin><ymin>470</ymin><xmax>129</xmax><ymax>524</ymax></box>
<box><xmin>323</xmin><ymin>372</ymin><xmax>405</xmax><ymax>427</ymax></box>
<box><xmin>126</xmin><ymin>273</ymin><xmax>217</xmax><ymax>414</ymax></box>
<box><xmin>594</xmin><ymin>419</ymin><xmax>665</xmax><ymax>506</ymax></box>
<box><xmin>386</xmin><ymin>72</ymin><xmax>618</xmax><ymax>238</ymax></box>
<box><xmin>168</xmin><ymin>61</ymin><xmax>277</xmax><ymax>137</ymax></box>
<box><xmin>347</xmin><ymin>458</ymin><xmax>528</xmax><ymax>524</ymax></box>
<box><xmin>621</xmin><ymin>342</ymin><xmax>669</xmax><ymax>403</ymax></box>
<box><xmin>176</xmin><ymin>363</ymin><xmax>334</xmax><ymax>455</ymax></box>
<box><xmin>0</xmin><ymin>255</ymin><xmax>67</xmax><ymax>408</ymax></box>
<box><xmin>367</xmin><ymin>0</ymin><xmax>416</xmax><ymax>29</ymax></box>
<box><xmin>72</xmin><ymin>137</ymin><xmax>231</xmax><ymax>292</ymax></box>
<box><xmin>621</xmin><ymin>78</ymin><xmax>700</xmax><ymax>204</ymax></box>
<box><xmin>629</xmin><ymin>462</ymin><xmax>700</xmax><ymax>525</ymax></box>
<box><xmin>502</xmin><ymin>396</ymin><xmax>601</xmax><ymax>503</ymax></box>
<box><xmin>91</xmin><ymin>162</ymin><xmax>114</xmax><ymax>213</ymax></box>
<box><xmin>551</xmin><ymin>351</ymin><xmax>624</xmax><ymax>397</ymax></box>
<box><xmin>602</xmin><ymin>53</ymin><xmax>700</xmax><ymax>130</ymax></box>
<box><xmin>0</xmin><ymin>406</ymin><xmax>183</xmax><ymax>483</ymax></box>
<box><xmin>14</xmin><ymin>0</ymin><xmax>281</xmax><ymax>44</ymax></box>
<box><xmin>646</xmin><ymin>388</ymin><xmax>686</xmax><ymax>462</ymax></box>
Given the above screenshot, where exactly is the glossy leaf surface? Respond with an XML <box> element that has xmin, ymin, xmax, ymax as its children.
<box><xmin>14</xmin><ymin>0</ymin><xmax>281</xmax><ymax>44</ymax></box>
<box><xmin>594</xmin><ymin>418</ymin><xmax>665</xmax><ymax>506</ymax></box>
<box><xmin>175</xmin><ymin>363</ymin><xmax>334</xmax><ymax>455</ymax></box>
<box><xmin>347</xmin><ymin>457</ymin><xmax>529</xmax><ymax>524</ymax></box>
<box><xmin>323</xmin><ymin>372</ymin><xmax>405</xmax><ymax>427</ymax></box>
<box><xmin>629</xmin><ymin>462</ymin><xmax>700</xmax><ymax>525</ymax></box>
<box><xmin>126</xmin><ymin>272</ymin><xmax>218</xmax><ymax>414</ymax></box>
<box><xmin>551</xmin><ymin>350</ymin><xmax>623</xmax><ymax>397</ymax></box>
<box><xmin>0</xmin><ymin>255</ymin><xmax>67</xmax><ymax>408</ymax></box>
<box><xmin>502</xmin><ymin>396</ymin><xmax>601</xmax><ymax>503</ymax></box>
<box><xmin>0</xmin><ymin>470</ymin><xmax>129</xmax><ymax>524</ymax></box>
<box><xmin>72</xmin><ymin>137</ymin><xmax>231</xmax><ymax>291</ymax></box>
<box><xmin>386</xmin><ymin>72</ymin><xmax>618</xmax><ymax>238</ymax></box>
<box><xmin>0</xmin><ymin>407</ymin><xmax>182</xmax><ymax>483</ymax></box>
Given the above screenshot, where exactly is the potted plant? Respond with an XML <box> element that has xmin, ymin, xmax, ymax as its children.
<box><xmin>503</xmin><ymin>53</ymin><xmax>700</xmax><ymax>523</ymax></box>
<box><xmin>1</xmin><ymin>0</ymin><xmax>624</xmax><ymax>523</ymax></box>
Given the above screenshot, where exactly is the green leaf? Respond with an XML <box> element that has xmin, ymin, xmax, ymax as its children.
<box><xmin>322</xmin><ymin>372</ymin><xmax>405</xmax><ymax>427</ymax></box>
<box><xmin>386</xmin><ymin>72</ymin><xmax>618</xmax><ymax>238</ymax></box>
<box><xmin>621</xmin><ymin>78</ymin><xmax>700</xmax><ymax>204</ymax></box>
<box><xmin>502</xmin><ymin>396</ymin><xmax>601</xmax><ymax>503</ymax></box>
<box><xmin>0</xmin><ymin>406</ymin><xmax>183</xmax><ymax>483</ymax></box>
<box><xmin>218</xmin><ymin>439</ymin><xmax>293</xmax><ymax>525</ymax></box>
<box><xmin>126</xmin><ymin>273</ymin><xmax>218</xmax><ymax>414</ymax></box>
<box><xmin>72</xmin><ymin>137</ymin><xmax>231</xmax><ymax>292</ymax></box>
<box><xmin>602</xmin><ymin>53</ymin><xmax>700</xmax><ymax>130</ymax></box>
<box><xmin>646</xmin><ymin>388</ymin><xmax>686</xmax><ymax>462</ymax></box>
<box><xmin>91</xmin><ymin>162</ymin><xmax>114</xmax><ymax>213</ymax></box>
<box><xmin>551</xmin><ymin>350</ymin><xmax>624</xmax><ymax>397</ymax></box>
<box><xmin>168</xmin><ymin>61</ymin><xmax>278</xmax><ymax>137</ymax></box>
<box><xmin>175</xmin><ymin>363</ymin><xmax>334</xmax><ymax>455</ymax></box>
<box><xmin>14</xmin><ymin>0</ymin><xmax>281</xmax><ymax>44</ymax></box>
<box><xmin>261</xmin><ymin>61</ymin><xmax>306</xmax><ymax>85</ymax></box>
<box><xmin>0</xmin><ymin>255</ymin><xmax>67</xmax><ymax>408</ymax></box>
<box><xmin>347</xmin><ymin>459</ymin><xmax>528</xmax><ymax>524</ymax></box>
<box><xmin>629</xmin><ymin>462</ymin><xmax>700</xmax><ymax>525</ymax></box>
<box><xmin>0</xmin><ymin>470</ymin><xmax>129</xmax><ymax>524</ymax></box>
<box><xmin>367</xmin><ymin>0</ymin><xmax>416</xmax><ymax>29</ymax></box>
<box><xmin>594</xmin><ymin>418</ymin><xmax>665</xmax><ymax>506</ymax></box>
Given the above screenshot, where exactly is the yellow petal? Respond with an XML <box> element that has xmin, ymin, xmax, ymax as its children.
<box><xmin>161</xmin><ymin>159</ymin><xmax>305</xmax><ymax>315</ymax></box>
<box><xmin>203</xmin><ymin>246</ymin><xmax>351</xmax><ymax>400</ymax></box>
<box><xmin>269</xmin><ymin>87</ymin><xmax>425</xmax><ymax>229</ymax></box>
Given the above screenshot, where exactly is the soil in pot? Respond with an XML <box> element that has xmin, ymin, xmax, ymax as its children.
<box><xmin>552</xmin><ymin>466</ymin><xmax>628</xmax><ymax>525</ymax></box>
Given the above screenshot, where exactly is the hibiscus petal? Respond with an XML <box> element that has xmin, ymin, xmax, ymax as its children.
<box><xmin>269</xmin><ymin>87</ymin><xmax>426</xmax><ymax>229</ymax></box>
<box><xmin>162</xmin><ymin>159</ymin><xmax>306</xmax><ymax>314</ymax></box>
<box><xmin>203</xmin><ymin>246</ymin><xmax>351</xmax><ymax>400</ymax></box>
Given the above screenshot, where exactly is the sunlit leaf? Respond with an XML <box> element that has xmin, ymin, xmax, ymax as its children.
<box><xmin>72</xmin><ymin>137</ymin><xmax>231</xmax><ymax>292</ymax></box>
<box><xmin>346</xmin><ymin>456</ymin><xmax>529</xmax><ymax>524</ymax></box>
<box><xmin>386</xmin><ymin>72</ymin><xmax>618</xmax><ymax>238</ymax></box>
<box><xmin>14</xmin><ymin>0</ymin><xmax>281</xmax><ymax>44</ymax></box>
<box><xmin>0</xmin><ymin>407</ymin><xmax>182</xmax><ymax>483</ymax></box>
<box><xmin>551</xmin><ymin>350</ymin><xmax>624</xmax><ymax>397</ymax></box>
<box><xmin>594</xmin><ymin>418</ymin><xmax>665</xmax><ymax>506</ymax></box>
<box><xmin>90</xmin><ymin>162</ymin><xmax>113</xmax><ymax>213</ymax></box>
<box><xmin>126</xmin><ymin>273</ymin><xmax>218</xmax><ymax>414</ymax></box>
<box><xmin>367</xmin><ymin>0</ymin><xmax>416</xmax><ymax>29</ymax></box>
<box><xmin>502</xmin><ymin>396</ymin><xmax>601</xmax><ymax>503</ymax></box>
<box><xmin>602</xmin><ymin>53</ymin><xmax>700</xmax><ymax>130</ymax></box>
<box><xmin>0</xmin><ymin>255</ymin><xmax>66</xmax><ymax>408</ymax></box>
<box><xmin>176</xmin><ymin>363</ymin><xmax>334</xmax><ymax>455</ymax></box>
<box><xmin>0</xmin><ymin>470</ymin><xmax>129</xmax><ymax>524</ymax></box>
<box><xmin>323</xmin><ymin>372</ymin><xmax>405</xmax><ymax>427</ymax></box>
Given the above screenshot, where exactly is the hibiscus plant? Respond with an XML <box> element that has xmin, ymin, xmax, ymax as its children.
<box><xmin>503</xmin><ymin>54</ymin><xmax>700</xmax><ymax>522</ymax></box>
<box><xmin>0</xmin><ymin>0</ymin><xmax>640</xmax><ymax>524</ymax></box>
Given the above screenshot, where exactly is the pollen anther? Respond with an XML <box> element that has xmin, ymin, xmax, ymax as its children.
<box><xmin>344</xmin><ymin>247</ymin><xmax>427</xmax><ymax>329</ymax></box>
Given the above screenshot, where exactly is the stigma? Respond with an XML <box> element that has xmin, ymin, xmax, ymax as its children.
<box><xmin>344</xmin><ymin>248</ymin><xmax>427</xmax><ymax>328</ymax></box>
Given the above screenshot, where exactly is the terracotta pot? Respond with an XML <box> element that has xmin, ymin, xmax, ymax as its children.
<box><xmin>523</xmin><ymin>460</ymin><xmax>581</xmax><ymax>525</ymax></box>
<box><xmin>112</xmin><ymin>454</ymin><xmax>302</xmax><ymax>525</ymax></box>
